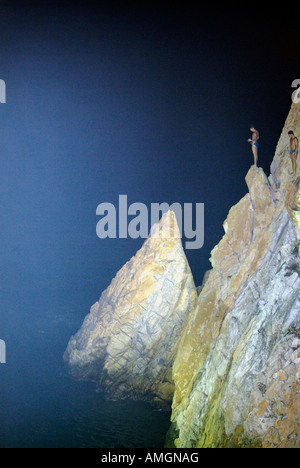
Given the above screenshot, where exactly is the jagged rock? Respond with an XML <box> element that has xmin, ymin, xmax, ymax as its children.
<box><xmin>245</xmin><ymin>335</ymin><xmax>300</xmax><ymax>448</ymax></box>
<box><xmin>64</xmin><ymin>211</ymin><xmax>197</xmax><ymax>404</ymax></box>
<box><xmin>168</xmin><ymin>103</ymin><xmax>300</xmax><ymax>448</ymax></box>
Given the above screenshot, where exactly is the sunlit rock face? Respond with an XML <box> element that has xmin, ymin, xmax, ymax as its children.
<box><xmin>64</xmin><ymin>211</ymin><xmax>197</xmax><ymax>405</ymax></box>
<box><xmin>168</xmin><ymin>103</ymin><xmax>300</xmax><ymax>448</ymax></box>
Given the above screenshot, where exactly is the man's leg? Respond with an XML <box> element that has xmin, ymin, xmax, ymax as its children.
<box><xmin>290</xmin><ymin>155</ymin><xmax>294</xmax><ymax>174</ymax></box>
<box><xmin>292</xmin><ymin>154</ymin><xmax>297</xmax><ymax>174</ymax></box>
<box><xmin>252</xmin><ymin>146</ymin><xmax>258</xmax><ymax>167</ymax></box>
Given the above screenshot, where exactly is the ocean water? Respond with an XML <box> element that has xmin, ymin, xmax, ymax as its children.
<box><xmin>0</xmin><ymin>296</ymin><xmax>171</xmax><ymax>448</ymax></box>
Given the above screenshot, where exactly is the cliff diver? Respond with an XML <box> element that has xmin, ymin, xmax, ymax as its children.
<box><xmin>248</xmin><ymin>126</ymin><xmax>259</xmax><ymax>167</ymax></box>
<box><xmin>288</xmin><ymin>130</ymin><xmax>298</xmax><ymax>175</ymax></box>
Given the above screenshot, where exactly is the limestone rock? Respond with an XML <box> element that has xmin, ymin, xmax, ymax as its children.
<box><xmin>169</xmin><ymin>103</ymin><xmax>300</xmax><ymax>448</ymax></box>
<box><xmin>245</xmin><ymin>335</ymin><xmax>300</xmax><ymax>448</ymax></box>
<box><xmin>64</xmin><ymin>211</ymin><xmax>197</xmax><ymax>404</ymax></box>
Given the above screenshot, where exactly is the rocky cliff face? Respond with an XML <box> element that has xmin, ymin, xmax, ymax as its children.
<box><xmin>168</xmin><ymin>103</ymin><xmax>300</xmax><ymax>448</ymax></box>
<box><xmin>64</xmin><ymin>211</ymin><xmax>197</xmax><ymax>404</ymax></box>
<box><xmin>65</xmin><ymin>103</ymin><xmax>299</xmax><ymax>447</ymax></box>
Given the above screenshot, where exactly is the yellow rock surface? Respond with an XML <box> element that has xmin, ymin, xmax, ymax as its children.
<box><xmin>64</xmin><ymin>211</ymin><xmax>197</xmax><ymax>404</ymax></box>
<box><xmin>170</xmin><ymin>103</ymin><xmax>300</xmax><ymax>448</ymax></box>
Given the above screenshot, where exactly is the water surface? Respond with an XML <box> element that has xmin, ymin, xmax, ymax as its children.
<box><xmin>0</xmin><ymin>298</ymin><xmax>171</xmax><ymax>448</ymax></box>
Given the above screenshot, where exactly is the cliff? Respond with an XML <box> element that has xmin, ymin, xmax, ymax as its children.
<box><xmin>168</xmin><ymin>103</ymin><xmax>300</xmax><ymax>448</ymax></box>
<box><xmin>64</xmin><ymin>211</ymin><xmax>197</xmax><ymax>404</ymax></box>
<box><xmin>64</xmin><ymin>103</ymin><xmax>299</xmax><ymax>448</ymax></box>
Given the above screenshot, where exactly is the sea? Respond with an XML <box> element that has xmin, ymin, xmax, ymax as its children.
<box><xmin>0</xmin><ymin>295</ymin><xmax>171</xmax><ymax>448</ymax></box>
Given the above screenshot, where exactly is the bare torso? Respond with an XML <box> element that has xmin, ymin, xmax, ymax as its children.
<box><xmin>290</xmin><ymin>136</ymin><xmax>298</xmax><ymax>152</ymax></box>
<box><xmin>252</xmin><ymin>130</ymin><xmax>259</xmax><ymax>143</ymax></box>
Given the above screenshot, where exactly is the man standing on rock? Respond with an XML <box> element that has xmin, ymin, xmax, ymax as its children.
<box><xmin>248</xmin><ymin>126</ymin><xmax>259</xmax><ymax>167</ymax></box>
<box><xmin>288</xmin><ymin>130</ymin><xmax>298</xmax><ymax>175</ymax></box>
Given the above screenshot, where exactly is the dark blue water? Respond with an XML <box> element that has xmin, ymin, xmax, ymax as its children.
<box><xmin>0</xmin><ymin>294</ymin><xmax>171</xmax><ymax>448</ymax></box>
